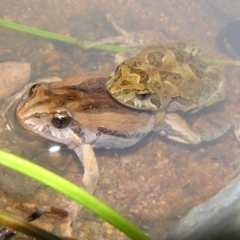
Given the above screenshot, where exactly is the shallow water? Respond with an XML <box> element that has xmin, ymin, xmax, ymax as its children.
<box><xmin>1</xmin><ymin>0</ymin><xmax>240</xmax><ymax>239</ymax></box>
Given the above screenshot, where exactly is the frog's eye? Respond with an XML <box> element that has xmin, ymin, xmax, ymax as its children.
<box><xmin>136</xmin><ymin>92</ymin><xmax>151</xmax><ymax>101</ymax></box>
<box><xmin>51</xmin><ymin>112</ymin><xmax>71</xmax><ymax>128</ymax></box>
<box><xmin>28</xmin><ymin>84</ymin><xmax>39</xmax><ymax>96</ymax></box>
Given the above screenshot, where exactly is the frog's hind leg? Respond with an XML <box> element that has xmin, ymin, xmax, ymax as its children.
<box><xmin>157</xmin><ymin>111</ymin><xmax>238</xmax><ymax>144</ymax></box>
<box><xmin>156</xmin><ymin>113</ymin><xmax>202</xmax><ymax>144</ymax></box>
<box><xmin>192</xmin><ymin>111</ymin><xmax>238</xmax><ymax>142</ymax></box>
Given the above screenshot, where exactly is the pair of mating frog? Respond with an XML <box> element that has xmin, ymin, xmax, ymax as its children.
<box><xmin>17</xmin><ymin>42</ymin><xmax>240</xmax><ymax>196</ymax></box>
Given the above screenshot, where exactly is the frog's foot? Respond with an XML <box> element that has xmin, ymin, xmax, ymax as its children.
<box><xmin>65</xmin><ymin>200</ymin><xmax>83</xmax><ymax>225</ymax></box>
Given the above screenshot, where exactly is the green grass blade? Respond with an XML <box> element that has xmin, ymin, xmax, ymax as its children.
<box><xmin>201</xmin><ymin>57</ymin><xmax>240</xmax><ymax>66</ymax></box>
<box><xmin>0</xmin><ymin>19</ymin><xmax>78</xmax><ymax>44</ymax></box>
<box><xmin>0</xmin><ymin>19</ymin><xmax>131</xmax><ymax>52</ymax></box>
<box><xmin>0</xmin><ymin>150</ymin><xmax>150</xmax><ymax>240</ymax></box>
<box><xmin>0</xmin><ymin>211</ymin><xmax>65</xmax><ymax>240</ymax></box>
<box><xmin>3</xmin><ymin>19</ymin><xmax>240</xmax><ymax>63</ymax></box>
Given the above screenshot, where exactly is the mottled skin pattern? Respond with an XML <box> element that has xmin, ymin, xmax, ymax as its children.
<box><xmin>107</xmin><ymin>43</ymin><xmax>226</xmax><ymax>112</ymax></box>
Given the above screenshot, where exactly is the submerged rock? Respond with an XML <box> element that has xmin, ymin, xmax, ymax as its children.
<box><xmin>167</xmin><ymin>175</ymin><xmax>240</xmax><ymax>240</ymax></box>
<box><xmin>216</xmin><ymin>20</ymin><xmax>240</xmax><ymax>59</ymax></box>
<box><xmin>0</xmin><ymin>62</ymin><xmax>31</xmax><ymax>100</ymax></box>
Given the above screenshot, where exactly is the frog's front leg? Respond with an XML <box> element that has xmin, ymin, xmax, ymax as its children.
<box><xmin>66</xmin><ymin>144</ymin><xmax>99</xmax><ymax>222</ymax></box>
<box><xmin>156</xmin><ymin>111</ymin><xmax>239</xmax><ymax>144</ymax></box>
<box><xmin>73</xmin><ymin>144</ymin><xmax>99</xmax><ymax>194</ymax></box>
<box><xmin>83</xmin><ymin>14</ymin><xmax>131</xmax><ymax>49</ymax></box>
<box><xmin>84</xmin><ymin>36</ymin><xmax>129</xmax><ymax>49</ymax></box>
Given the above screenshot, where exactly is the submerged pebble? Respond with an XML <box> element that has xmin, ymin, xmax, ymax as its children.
<box><xmin>167</xmin><ymin>175</ymin><xmax>240</xmax><ymax>240</ymax></box>
<box><xmin>0</xmin><ymin>62</ymin><xmax>31</xmax><ymax>100</ymax></box>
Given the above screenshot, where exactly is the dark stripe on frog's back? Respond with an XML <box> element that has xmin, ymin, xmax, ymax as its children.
<box><xmin>70</xmin><ymin>117</ymin><xmax>147</xmax><ymax>148</ymax></box>
<box><xmin>96</xmin><ymin>126</ymin><xmax>145</xmax><ymax>139</ymax></box>
<box><xmin>41</xmin><ymin>77</ymin><xmax>143</xmax><ymax>115</ymax></box>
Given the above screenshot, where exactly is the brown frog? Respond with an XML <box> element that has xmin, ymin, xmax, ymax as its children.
<box><xmin>16</xmin><ymin>43</ymin><xmax>240</xmax><ymax>212</ymax></box>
